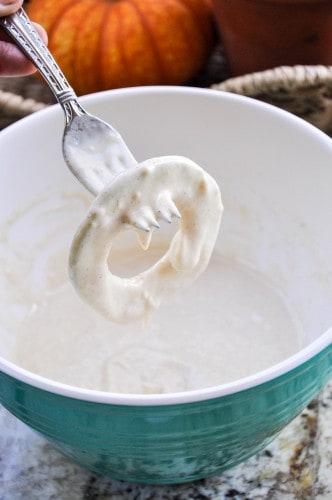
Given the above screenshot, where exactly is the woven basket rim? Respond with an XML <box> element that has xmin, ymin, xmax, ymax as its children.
<box><xmin>213</xmin><ymin>65</ymin><xmax>332</xmax><ymax>95</ymax></box>
<box><xmin>1</xmin><ymin>64</ymin><xmax>332</xmax><ymax>119</ymax></box>
<box><xmin>0</xmin><ymin>88</ymin><xmax>49</xmax><ymax>117</ymax></box>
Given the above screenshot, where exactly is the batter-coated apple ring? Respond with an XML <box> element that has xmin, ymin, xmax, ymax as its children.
<box><xmin>68</xmin><ymin>156</ymin><xmax>223</xmax><ymax>324</ymax></box>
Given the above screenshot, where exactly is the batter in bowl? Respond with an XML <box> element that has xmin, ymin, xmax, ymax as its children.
<box><xmin>0</xmin><ymin>189</ymin><xmax>303</xmax><ymax>394</ymax></box>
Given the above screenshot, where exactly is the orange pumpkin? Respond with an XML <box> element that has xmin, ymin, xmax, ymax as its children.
<box><xmin>27</xmin><ymin>0</ymin><xmax>216</xmax><ymax>95</ymax></box>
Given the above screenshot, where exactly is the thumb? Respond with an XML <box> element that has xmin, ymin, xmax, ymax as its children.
<box><xmin>0</xmin><ymin>22</ymin><xmax>48</xmax><ymax>77</ymax></box>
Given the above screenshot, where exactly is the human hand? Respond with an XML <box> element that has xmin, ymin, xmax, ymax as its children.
<box><xmin>0</xmin><ymin>0</ymin><xmax>47</xmax><ymax>77</ymax></box>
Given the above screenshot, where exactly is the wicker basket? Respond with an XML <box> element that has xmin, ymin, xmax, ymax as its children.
<box><xmin>0</xmin><ymin>75</ymin><xmax>55</xmax><ymax>129</ymax></box>
<box><xmin>1</xmin><ymin>64</ymin><xmax>332</xmax><ymax>135</ymax></box>
<box><xmin>214</xmin><ymin>65</ymin><xmax>332</xmax><ymax>136</ymax></box>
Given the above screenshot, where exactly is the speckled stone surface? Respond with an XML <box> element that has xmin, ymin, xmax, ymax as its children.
<box><xmin>0</xmin><ymin>380</ymin><xmax>331</xmax><ymax>499</ymax></box>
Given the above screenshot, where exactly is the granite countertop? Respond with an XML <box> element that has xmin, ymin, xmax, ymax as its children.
<box><xmin>0</xmin><ymin>380</ymin><xmax>331</xmax><ymax>499</ymax></box>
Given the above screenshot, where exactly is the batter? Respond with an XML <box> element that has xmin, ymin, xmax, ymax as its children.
<box><xmin>0</xmin><ymin>180</ymin><xmax>303</xmax><ymax>394</ymax></box>
<box><xmin>68</xmin><ymin>156</ymin><xmax>223</xmax><ymax>324</ymax></box>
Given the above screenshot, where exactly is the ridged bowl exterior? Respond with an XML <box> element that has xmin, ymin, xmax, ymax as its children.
<box><xmin>0</xmin><ymin>345</ymin><xmax>331</xmax><ymax>484</ymax></box>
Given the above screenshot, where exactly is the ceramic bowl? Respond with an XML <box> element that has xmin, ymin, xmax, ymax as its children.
<box><xmin>0</xmin><ymin>87</ymin><xmax>331</xmax><ymax>484</ymax></box>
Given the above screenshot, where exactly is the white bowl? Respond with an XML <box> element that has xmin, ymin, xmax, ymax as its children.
<box><xmin>0</xmin><ymin>87</ymin><xmax>331</xmax><ymax>484</ymax></box>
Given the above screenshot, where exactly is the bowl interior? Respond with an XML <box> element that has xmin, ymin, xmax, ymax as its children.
<box><xmin>0</xmin><ymin>87</ymin><xmax>332</xmax><ymax>400</ymax></box>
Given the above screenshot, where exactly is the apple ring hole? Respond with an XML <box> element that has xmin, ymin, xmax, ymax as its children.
<box><xmin>107</xmin><ymin>223</ymin><xmax>178</xmax><ymax>278</ymax></box>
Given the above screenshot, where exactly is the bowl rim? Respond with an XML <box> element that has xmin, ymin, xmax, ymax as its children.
<box><xmin>0</xmin><ymin>86</ymin><xmax>332</xmax><ymax>406</ymax></box>
<box><xmin>0</xmin><ymin>330</ymin><xmax>331</xmax><ymax>405</ymax></box>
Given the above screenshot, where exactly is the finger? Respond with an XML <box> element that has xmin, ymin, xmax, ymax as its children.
<box><xmin>32</xmin><ymin>22</ymin><xmax>48</xmax><ymax>44</ymax></box>
<box><xmin>0</xmin><ymin>22</ymin><xmax>48</xmax><ymax>77</ymax></box>
<box><xmin>0</xmin><ymin>0</ymin><xmax>23</xmax><ymax>16</ymax></box>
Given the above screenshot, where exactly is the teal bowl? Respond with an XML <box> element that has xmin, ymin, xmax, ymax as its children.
<box><xmin>0</xmin><ymin>87</ymin><xmax>331</xmax><ymax>484</ymax></box>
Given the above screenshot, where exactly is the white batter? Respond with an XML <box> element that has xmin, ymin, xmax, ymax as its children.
<box><xmin>68</xmin><ymin>156</ymin><xmax>223</xmax><ymax>324</ymax></box>
<box><xmin>0</xmin><ymin>191</ymin><xmax>303</xmax><ymax>394</ymax></box>
<box><xmin>12</xmin><ymin>251</ymin><xmax>302</xmax><ymax>393</ymax></box>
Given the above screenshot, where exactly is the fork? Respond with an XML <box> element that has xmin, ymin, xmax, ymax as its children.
<box><xmin>0</xmin><ymin>7</ymin><xmax>138</xmax><ymax>197</ymax></box>
<box><xmin>0</xmin><ymin>8</ymin><xmax>181</xmax><ymax>232</ymax></box>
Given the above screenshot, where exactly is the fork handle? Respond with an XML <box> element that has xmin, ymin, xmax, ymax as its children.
<box><xmin>0</xmin><ymin>8</ymin><xmax>83</xmax><ymax>118</ymax></box>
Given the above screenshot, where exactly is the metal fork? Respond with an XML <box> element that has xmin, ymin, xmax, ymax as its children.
<box><xmin>0</xmin><ymin>8</ymin><xmax>137</xmax><ymax>195</ymax></box>
<box><xmin>0</xmin><ymin>8</ymin><xmax>181</xmax><ymax>232</ymax></box>
<box><xmin>0</xmin><ymin>7</ymin><xmax>137</xmax><ymax>197</ymax></box>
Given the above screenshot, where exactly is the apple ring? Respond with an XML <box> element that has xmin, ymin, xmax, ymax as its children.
<box><xmin>68</xmin><ymin>155</ymin><xmax>223</xmax><ymax>324</ymax></box>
